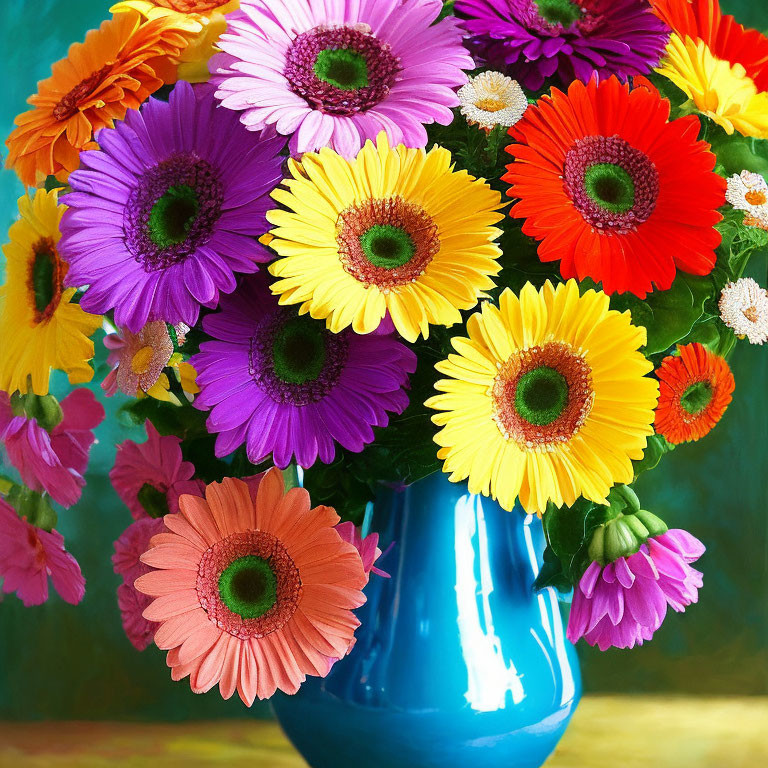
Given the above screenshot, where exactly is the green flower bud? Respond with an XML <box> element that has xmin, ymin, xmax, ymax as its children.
<box><xmin>587</xmin><ymin>509</ymin><xmax>669</xmax><ymax>566</ymax></box>
<box><xmin>16</xmin><ymin>392</ymin><xmax>64</xmax><ymax>432</ymax></box>
<box><xmin>6</xmin><ymin>485</ymin><xmax>58</xmax><ymax>532</ymax></box>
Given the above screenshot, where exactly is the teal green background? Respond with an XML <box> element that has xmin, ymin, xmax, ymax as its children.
<box><xmin>0</xmin><ymin>0</ymin><xmax>766</xmax><ymax>721</ymax></box>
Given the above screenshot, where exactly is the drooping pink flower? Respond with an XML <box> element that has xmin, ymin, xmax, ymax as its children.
<box><xmin>110</xmin><ymin>420</ymin><xmax>204</xmax><ymax>521</ymax></box>
<box><xmin>0</xmin><ymin>389</ymin><xmax>105</xmax><ymax>508</ymax></box>
<box><xmin>335</xmin><ymin>522</ymin><xmax>391</xmax><ymax>579</ymax></box>
<box><xmin>0</xmin><ymin>496</ymin><xmax>85</xmax><ymax>606</ymax></box>
<box><xmin>113</xmin><ymin>516</ymin><xmax>166</xmax><ymax>650</ymax></box>
<box><xmin>567</xmin><ymin>529</ymin><xmax>704</xmax><ymax>651</ymax></box>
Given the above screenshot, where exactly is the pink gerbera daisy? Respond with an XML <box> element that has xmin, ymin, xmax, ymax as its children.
<box><xmin>102</xmin><ymin>322</ymin><xmax>174</xmax><ymax>398</ymax></box>
<box><xmin>0</xmin><ymin>389</ymin><xmax>105</xmax><ymax>508</ymax></box>
<box><xmin>211</xmin><ymin>0</ymin><xmax>473</xmax><ymax>157</ymax></box>
<box><xmin>0</xmin><ymin>496</ymin><xmax>85</xmax><ymax>606</ymax></box>
<box><xmin>135</xmin><ymin>470</ymin><xmax>368</xmax><ymax>703</ymax></box>
<box><xmin>113</xmin><ymin>517</ymin><xmax>167</xmax><ymax>650</ymax></box>
<box><xmin>335</xmin><ymin>522</ymin><xmax>390</xmax><ymax>579</ymax></box>
<box><xmin>110</xmin><ymin>420</ymin><xmax>204</xmax><ymax>521</ymax></box>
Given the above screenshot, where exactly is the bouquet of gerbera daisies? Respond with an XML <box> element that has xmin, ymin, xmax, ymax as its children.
<box><xmin>1</xmin><ymin>0</ymin><xmax>767</xmax><ymax>710</ymax></box>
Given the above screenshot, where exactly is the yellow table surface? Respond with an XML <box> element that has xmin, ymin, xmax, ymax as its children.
<box><xmin>0</xmin><ymin>696</ymin><xmax>765</xmax><ymax>768</ymax></box>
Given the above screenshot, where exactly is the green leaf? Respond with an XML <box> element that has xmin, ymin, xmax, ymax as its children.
<box><xmin>533</xmin><ymin>545</ymin><xmax>573</xmax><ymax>593</ymax></box>
<box><xmin>6</xmin><ymin>485</ymin><xmax>58</xmax><ymax>532</ymax></box>
<box><xmin>633</xmin><ymin>434</ymin><xmax>674</xmax><ymax>480</ymax></box>
<box><xmin>610</xmin><ymin>272</ymin><xmax>713</xmax><ymax>355</ymax></box>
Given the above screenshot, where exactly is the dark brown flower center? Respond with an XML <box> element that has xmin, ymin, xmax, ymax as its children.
<box><xmin>52</xmin><ymin>64</ymin><xmax>113</xmax><ymax>122</ymax></box>
<box><xmin>27</xmin><ymin>238</ymin><xmax>64</xmax><ymax>324</ymax></box>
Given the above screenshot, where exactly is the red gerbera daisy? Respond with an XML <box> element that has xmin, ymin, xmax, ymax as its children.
<box><xmin>654</xmin><ymin>342</ymin><xmax>734</xmax><ymax>444</ymax></box>
<box><xmin>652</xmin><ymin>0</ymin><xmax>768</xmax><ymax>92</ymax></box>
<box><xmin>503</xmin><ymin>76</ymin><xmax>725</xmax><ymax>298</ymax></box>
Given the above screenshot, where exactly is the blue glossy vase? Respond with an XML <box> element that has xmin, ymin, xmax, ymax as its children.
<box><xmin>272</xmin><ymin>471</ymin><xmax>581</xmax><ymax>768</ymax></box>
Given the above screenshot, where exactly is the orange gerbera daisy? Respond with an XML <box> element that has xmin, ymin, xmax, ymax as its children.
<box><xmin>110</xmin><ymin>0</ymin><xmax>239</xmax><ymax>83</ymax></box>
<box><xmin>654</xmin><ymin>342</ymin><xmax>734</xmax><ymax>444</ymax></box>
<box><xmin>503</xmin><ymin>76</ymin><xmax>724</xmax><ymax>298</ymax></box>
<box><xmin>5</xmin><ymin>12</ymin><xmax>191</xmax><ymax>187</ymax></box>
<box><xmin>652</xmin><ymin>0</ymin><xmax>768</xmax><ymax>93</ymax></box>
<box><xmin>135</xmin><ymin>470</ymin><xmax>367</xmax><ymax>704</ymax></box>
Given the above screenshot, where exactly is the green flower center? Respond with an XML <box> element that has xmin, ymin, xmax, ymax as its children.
<box><xmin>272</xmin><ymin>315</ymin><xmax>327</xmax><ymax>385</ymax></box>
<box><xmin>31</xmin><ymin>248</ymin><xmax>58</xmax><ymax>318</ymax></box>
<box><xmin>218</xmin><ymin>555</ymin><xmax>277</xmax><ymax>619</ymax></box>
<box><xmin>515</xmin><ymin>366</ymin><xmax>569</xmax><ymax>426</ymax></box>
<box><xmin>148</xmin><ymin>185</ymin><xmax>199</xmax><ymax>249</ymax></box>
<box><xmin>314</xmin><ymin>48</ymin><xmax>369</xmax><ymax>90</ymax></box>
<box><xmin>534</xmin><ymin>0</ymin><xmax>581</xmax><ymax>26</ymax></box>
<box><xmin>680</xmin><ymin>381</ymin><xmax>713</xmax><ymax>415</ymax></box>
<box><xmin>583</xmin><ymin>163</ymin><xmax>636</xmax><ymax>214</ymax></box>
<box><xmin>137</xmin><ymin>483</ymin><xmax>170</xmax><ymax>519</ymax></box>
<box><xmin>359</xmin><ymin>224</ymin><xmax>416</xmax><ymax>269</ymax></box>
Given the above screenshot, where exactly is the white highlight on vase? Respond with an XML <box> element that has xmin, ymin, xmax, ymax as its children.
<box><xmin>455</xmin><ymin>493</ymin><xmax>525</xmax><ymax>712</ymax></box>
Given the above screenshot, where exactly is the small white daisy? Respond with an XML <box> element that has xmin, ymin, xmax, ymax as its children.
<box><xmin>457</xmin><ymin>71</ymin><xmax>528</xmax><ymax>132</ymax></box>
<box><xmin>725</xmin><ymin>170</ymin><xmax>768</xmax><ymax>229</ymax></box>
<box><xmin>719</xmin><ymin>277</ymin><xmax>768</xmax><ymax>345</ymax></box>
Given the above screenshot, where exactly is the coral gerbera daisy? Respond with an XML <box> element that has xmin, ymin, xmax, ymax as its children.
<box><xmin>652</xmin><ymin>0</ymin><xmax>768</xmax><ymax>139</ymax></box>
<box><xmin>0</xmin><ymin>497</ymin><xmax>85</xmax><ymax>607</ymax></box>
<box><xmin>191</xmin><ymin>275</ymin><xmax>416</xmax><ymax>468</ymax></box>
<box><xmin>111</xmin><ymin>0</ymin><xmax>239</xmax><ymax>83</ymax></box>
<box><xmin>268</xmin><ymin>133</ymin><xmax>504</xmax><ymax>342</ymax></box>
<box><xmin>59</xmin><ymin>82</ymin><xmax>285</xmax><ymax>333</ymax></box>
<box><xmin>654</xmin><ymin>342</ymin><xmax>734</xmax><ymax>444</ymax></box>
<box><xmin>0</xmin><ymin>190</ymin><xmax>102</xmax><ymax>397</ymax></box>
<box><xmin>504</xmin><ymin>76</ymin><xmax>724</xmax><ymax>298</ymax></box>
<box><xmin>457</xmin><ymin>71</ymin><xmax>528</xmax><ymax>132</ymax></box>
<box><xmin>135</xmin><ymin>471</ymin><xmax>368</xmax><ymax>703</ymax></box>
<box><xmin>211</xmin><ymin>0</ymin><xmax>473</xmax><ymax>157</ymax></box>
<box><xmin>719</xmin><ymin>278</ymin><xmax>768</xmax><ymax>345</ymax></box>
<box><xmin>113</xmin><ymin>516</ymin><xmax>166</xmax><ymax>649</ymax></box>
<box><xmin>0</xmin><ymin>389</ymin><xmax>105</xmax><ymax>508</ymax></box>
<box><xmin>455</xmin><ymin>0</ymin><xmax>670</xmax><ymax>90</ymax></box>
<box><xmin>426</xmin><ymin>280</ymin><xmax>659</xmax><ymax>515</ymax></box>
<box><xmin>110</xmin><ymin>420</ymin><xmax>203</xmax><ymax>520</ymax></box>
<box><xmin>5</xmin><ymin>12</ymin><xmax>191</xmax><ymax>187</ymax></box>
<box><xmin>725</xmin><ymin>171</ymin><xmax>768</xmax><ymax>230</ymax></box>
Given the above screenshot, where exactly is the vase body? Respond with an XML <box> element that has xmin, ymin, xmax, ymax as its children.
<box><xmin>272</xmin><ymin>471</ymin><xmax>580</xmax><ymax>768</ymax></box>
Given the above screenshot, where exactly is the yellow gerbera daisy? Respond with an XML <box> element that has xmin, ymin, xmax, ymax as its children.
<box><xmin>656</xmin><ymin>35</ymin><xmax>768</xmax><ymax>139</ymax></box>
<box><xmin>110</xmin><ymin>0</ymin><xmax>239</xmax><ymax>83</ymax></box>
<box><xmin>267</xmin><ymin>132</ymin><xmax>504</xmax><ymax>343</ymax></box>
<box><xmin>0</xmin><ymin>190</ymin><xmax>102</xmax><ymax>396</ymax></box>
<box><xmin>425</xmin><ymin>280</ymin><xmax>659</xmax><ymax>516</ymax></box>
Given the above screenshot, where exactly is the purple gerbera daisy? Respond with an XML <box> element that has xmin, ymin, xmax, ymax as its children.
<box><xmin>455</xmin><ymin>0</ymin><xmax>670</xmax><ymax>90</ymax></box>
<box><xmin>191</xmin><ymin>275</ymin><xmax>417</xmax><ymax>468</ymax></box>
<box><xmin>211</xmin><ymin>0</ymin><xmax>474</xmax><ymax>157</ymax></box>
<box><xmin>59</xmin><ymin>81</ymin><xmax>285</xmax><ymax>333</ymax></box>
<box><xmin>567</xmin><ymin>528</ymin><xmax>704</xmax><ymax>651</ymax></box>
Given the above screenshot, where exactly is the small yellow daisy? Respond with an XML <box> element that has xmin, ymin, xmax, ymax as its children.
<box><xmin>267</xmin><ymin>132</ymin><xmax>504</xmax><ymax>343</ymax></box>
<box><xmin>0</xmin><ymin>189</ymin><xmax>102</xmax><ymax>396</ymax></box>
<box><xmin>426</xmin><ymin>280</ymin><xmax>659</xmax><ymax>515</ymax></box>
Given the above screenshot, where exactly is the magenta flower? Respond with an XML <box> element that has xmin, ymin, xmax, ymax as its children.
<box><xmin>455</xmin><ymin>0</ymin><xmax>669</xmax><ymax>90</ymax></box>
<box><xmin>59</xmin><ymin>81</ymin><xmax>285</xmax><ymax>333</ymax></box>
<box><xmin>567</xmin><ymin>529</ymin><xmax>704</xmax><ymax>651</ymax></box>
<box><xmin>110</xmin><ymin>420</ymin><xmax>204</xmax><ymax>521</ymax></box>
<box><xmin>211</xmin><ymin>0</ymin><xmax>473</xmax><ymax>157</ymax></box>
<box><xmin>0</xmin><ymin>496</ymin><xmax>85</xmax><ymax>606</ymax></box>
<box><xmin>112</xmin><ymin>516</ymin><xmax>166</xmax><ymax>650</ymax></box>
<box><xmin>191</xmin><ymin>275</ymin><xmax>416</xmax><ymax>469</ymax></box>
<box><xmin>336</xmin><ymin>521</ymin><xmax>390</xmax><ymax>579</ymax></box>
<box><xmin>0</xmin><ymin>389</ymin><xmax>105</xmax><ymax>508</ymax></box>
